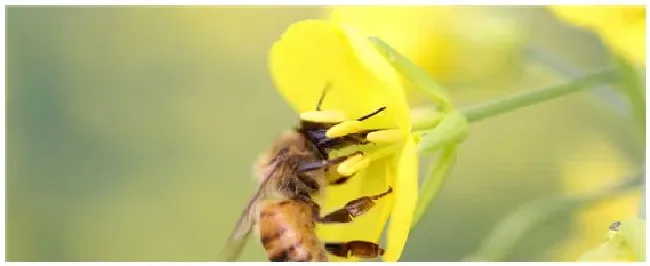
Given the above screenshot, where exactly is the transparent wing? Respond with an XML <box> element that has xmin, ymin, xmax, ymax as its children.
<box><xmin>218</xmin><ymin>162</ymin><xmax>279</xmax><ymax>261</ymax></box>
<box><xmin>218</xmin><ymin>191</ymin><xmax>261</xmax><ymax>261</ymax></box>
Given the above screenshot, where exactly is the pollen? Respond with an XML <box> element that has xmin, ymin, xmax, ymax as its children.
<box><xmin>326</xmin><ymin>120</ymin><xmax>364</xmax><ymax>138</ymax></box>
<box><xmin>300</xmin><ymin>110</ymin><xmax>347</xmax><ymax>123</ymax></box>
<box><xmin>338</xmin><ymin>156</ymin><xmax>371</xmax><ymax>177</ymax></box>
<box><xmin>367</xmin><ymin>129</ymin><xmax>405</xmax><ymax>144</ymax></box>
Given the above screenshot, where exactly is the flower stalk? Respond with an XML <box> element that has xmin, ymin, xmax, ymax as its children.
<box><xmin>460</xmin><ymin>67</ymin><xmax>620</xmax><ymax>123</ymax></box>
<box><xmin>614</xmin><ymin>55</ymin><xmax>646</xmax><ymax>141</ymax></box>
<box><xmin>370</xmin><ymin>36</ymin><xmax>626</xmax><ymax>235</ymax></box>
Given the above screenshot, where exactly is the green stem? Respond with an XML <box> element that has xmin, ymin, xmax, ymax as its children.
<box><xmin>465</xmin><ymin>174</ymin><xmax>643</xmax><ymax>262</ymax></box>
<box><xmin>613</xmin><ymin>56</ymin><xmax>646</xmax><ymax>220</ymax></box>
<box><xmin>614</xmin><ymin>55</ymin><xmax>646</xmax><ymax>142</ymax></box>
<box><xmin>460</xmin><ymin>68</ymin><xmax>619</xmax><ymax>123</ymax></box>
<box><xmin>525</xmin><ymin>45</ymin><xmax>628</xmax><ymax>116</ymax></box>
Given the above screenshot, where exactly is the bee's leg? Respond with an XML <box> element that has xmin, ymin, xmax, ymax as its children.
<box><xmin>324</xmin><ymin>241</ymin><xmax>384</xmax><ymax>259</ymax></box>
<box><xmin>316</xmin><ymin>187</ymin><xmax>393</xmax><ymax>224</ymax></box>
<box><xmin>297</xmin><ymin>151</ymin><xmax>363</xmax><ymax>172</ymax></box>
<box><xmin>328</xmin><ymin>173</ymin><xmax>354</xmax><ymax>186</ymax></box>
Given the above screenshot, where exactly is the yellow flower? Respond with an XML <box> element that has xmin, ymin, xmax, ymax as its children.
<box><xmin>552</xmin><ymin>135</ymin><xmax>641</xmax><ymax>261</ymax></box>
<box><xmin>549</xmin><ymin>6</ymin><xmax>646</xmax><ymax>65</ymax></box>
<box><xmin>268</xmin><ymin>19</ymin><xmax>418</xmax><ymax>261</ymax></box>
<box><xmin>325</xmin><ymin>6</ymin><xmax>525</xmax><ymax>85</ymax></box>
<box><xmin>577</xmin><ymin>218</ymin><xmax>645</xmax><ymax>262</ymax></box>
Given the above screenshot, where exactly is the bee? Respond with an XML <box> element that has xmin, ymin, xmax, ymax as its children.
<box><xmin>219</xmin><ymin>83</ymin><xmax>393</xmax><ymax>262</ymax></box>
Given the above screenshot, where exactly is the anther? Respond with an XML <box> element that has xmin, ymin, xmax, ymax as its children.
<box><xmin>337</xmin><ymin>156</ymin><xmax>371</xmax><ymax>176</ymax></box>
<box><xmin>326</xmin><ymin>121</ymin><xmax>364</xmax><ymax>138</ymax></box>
<box><xmin>367</xmin><ymin>129</ymin><xmax>405</xmax><ymax>144</ymax></box>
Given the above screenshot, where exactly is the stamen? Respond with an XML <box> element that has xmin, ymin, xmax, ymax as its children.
<box><xmin>363</xmin><ymin>143</ymin><xmax>403</xmax><ymax>163</ymax></box>
<box><xmin>367</xmin><ymin>129</ymin><xmax>406</xmax><ymax>144</ymax></box>
<box><xmin>300</xmin><ymin>110</ymin><xmax>347</xmax><ymax>123</ymax></box>
<box><xmin>336</xmin><ymin>143</ymin><xmax>403</xmax><ymax>176</ymax></box>
<box><xmin>326</xmin><ymin>121</ymin><xmax>364</xmax><ymax>138</ymax></box>
<box><xmin>338</xmin><ymin>157</ymin><xmax>370</xmax><ymax>176</ymax></box>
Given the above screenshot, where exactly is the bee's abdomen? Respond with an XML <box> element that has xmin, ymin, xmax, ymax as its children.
<box><xmin>265</xmin><ymin>239</ymin><xmax>328</xmax><ymax>262</ymax></box>
<box><xmin>259</xmin><ymin>201</ymin><xmax>328</xmax><ymax>262</ymax></box>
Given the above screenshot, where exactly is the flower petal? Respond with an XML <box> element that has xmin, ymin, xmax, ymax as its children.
<box><xmin>549</xmin><ymin>6</ymin><xmax>646</xmax><ymax>65</ymax></box>
<box><xmin>384</xmin><ymin>136</ymin><xmax>419</xmax><ymax>261</ymax></box>
<box><xmin>315</xmin><ymin>156</ymin><xmax>394</xmax><ymax>262</ymax></box>
<box><xmin>269</xmin><ymin>19</ymin><xmax>410</xmax><ymax>130</ymax></box>
<box><xmin>269</xmin><ymin>19</ymin><xmax>417</xmax><ymax>262</ymax></box>
<box><xmin>603</xmin><ymin>19</ymin><xmax>645</xmax><ymax>66</ymax></box>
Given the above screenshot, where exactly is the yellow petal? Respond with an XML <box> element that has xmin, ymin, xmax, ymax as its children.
<box><xmin>316</xmin><ymin>156</ymin><xmax>395</xmax><ymax>262</ymax></box>
<box><xmin>300</xmin><ymin>110</ymin><xmax>347</xmax><ymax>124</ymax></box>
<box><xmin>328</xmin><ymin>7</ymin><xmax>457</xmax><ymax>82</ymax></box>
<box><xmin>603</xmin><ymin>19</ymin><xmax>646</xmax><ymax>66</ymax></box>
<box><xmin>549</xmin><ymin>6</ymin><xmax>646</xmax><ymax>65</ymax></box>
<box><xmin>269</xmin><ymin>19</ymin><xmax>410</xmax><ymax>130</ymax></box>
<box><xmin>270</xmin><ymin>19</ymin><xmax>416</xmax><ymax>262</ymax></box>
<box><xmin>384</xmin><ymin>136</ymin><xmax>419</xmax><ymax>261</ymax></box>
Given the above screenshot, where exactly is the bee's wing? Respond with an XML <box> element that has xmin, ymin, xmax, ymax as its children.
<box><xmin>218</xmin><ymin>191</ymin><xmax>261</xmax><ymax>261</ymax></box>
<box><xmin>218</xmin><ymin>163</ymin><xmax>278</xmax><ymax>261</ymax></box>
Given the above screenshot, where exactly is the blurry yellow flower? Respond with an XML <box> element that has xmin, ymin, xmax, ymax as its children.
<box><xmin>326</xmin><ymin>6</ymin><xmax>525</xmax><ymax>85</ymax></box>
<box><xmin>269</xmin><ymin>19</ymin><xmax>418</xmax><ymax>261</ymax></box>
<box><xmin>577</xmin><ymin>218</ymin><xmax>645</xmax><ymax>262</ymax></box>
<box><xmin>549</xmin><ymin>6</ymin><xmax>646</xmax><ymax>65</ymax></box>
<box><xmin>552</xmin><ymin>135</ymin><xmax>641</xmax><ymax>261</ymax></box>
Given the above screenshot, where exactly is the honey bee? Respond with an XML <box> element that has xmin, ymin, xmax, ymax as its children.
<box><xmin>219</xmin><ymin>83</ymin><xmax>393</xmax><ymax>262</ymax></box>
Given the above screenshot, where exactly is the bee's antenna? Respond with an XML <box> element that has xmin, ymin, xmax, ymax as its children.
<box><xmin>315</xmin><ymin>81</ymin><xmax>332</xmax><ymax>111</ymax></box>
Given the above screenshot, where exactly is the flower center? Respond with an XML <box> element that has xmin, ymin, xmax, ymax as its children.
<box><xmin>327</xmin><ymin>124</ymin><xmax>406</xmax><ymax>176</ymax></box>
<box><xmin>300</xmin><ymin>109</ymin><xmax>408</xmax><ymax>177</ymax></box>
<box><xmin>337</xmin><ymin>142</ymin><xmax>403</xmax><ymax>176</ymax></box>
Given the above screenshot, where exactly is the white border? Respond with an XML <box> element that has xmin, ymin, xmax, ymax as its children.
<box><xmin>1</xmin><ymin>4</ymin><xmax>6</xmax><ymax>264</ymax></box>
<box><xmin>0</xmin><ymin>1</ymin><xmax>648</xmax><ymax>6</ymax></box>
<box><xmin>2</xmin><ymin>2</ymin><xmax>648</xmax><ymax>264</ymax></box>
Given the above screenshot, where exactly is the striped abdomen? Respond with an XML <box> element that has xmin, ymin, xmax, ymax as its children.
<box><xmin>258</xmin><ymin>200</ymin><xmax>328</xmax><ymax>262</ymax></box>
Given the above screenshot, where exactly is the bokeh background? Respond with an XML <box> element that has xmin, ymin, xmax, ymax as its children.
<box><xmin>6</xmin><ymin>6</ymin><xmax>645</xmax><ymax>262</ymax></box>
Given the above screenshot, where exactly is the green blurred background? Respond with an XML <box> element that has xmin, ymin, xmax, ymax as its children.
<box><xmin>6</xmin><ymin>6</ymin><xmax>643</xmax><ymax>262</ymax></box>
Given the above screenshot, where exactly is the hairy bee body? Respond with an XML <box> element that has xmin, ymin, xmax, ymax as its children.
<box><xmin>253</xmin><ymin>130</ymin><xmax>330</xmax><ymax>262</ymax></box>
<box><xmin>256</xmin><ymin>130</ymin><xmax>328</xmax><ymax>198</ymax></box>
<box><xmin>258</xmin><ymin>200</ymin><xmax>329</xmax><ymax>262</ymax></box>
<box><xmin>220</xmin><ymin>85</ymin><xmax>391</xmax><ymax>262</ymax></box>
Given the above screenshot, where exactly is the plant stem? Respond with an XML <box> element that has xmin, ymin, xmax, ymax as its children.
<box><xmin>613</xmin><ymin>55</ymin><xmax>646</xmax><ymax>220</ymax></box>
<box><xmin>614</xmin><ymin>55</ymin><xmax>646</xmax><ymax>140</ymax></box>
<box><xmin>525</xmin><ymin>45</ymin><xmax>629</xmax><ymax>116</ymax></box>
<box><xmin>460</xmin><ymin>68</ymin><xmax>619</xmax><ymax>123</ymax></box>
